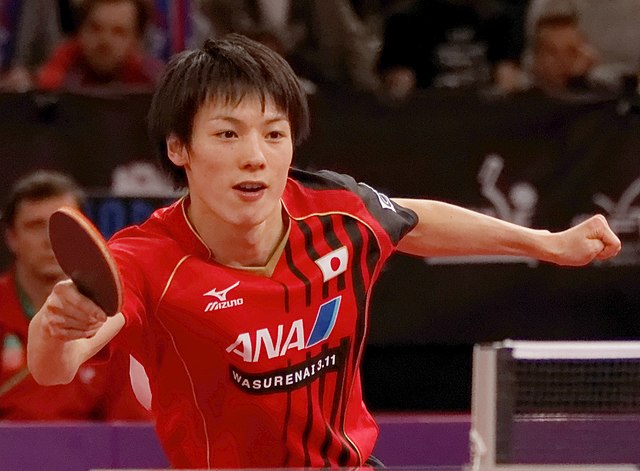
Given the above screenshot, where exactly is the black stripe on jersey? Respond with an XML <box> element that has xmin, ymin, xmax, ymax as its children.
<box><xmin>302</xmin><ymin>351</ymin><xmax>314</xmax><ymax>467</ymax></box>
<box><xmin>365</xmin><ymin>232</ymin><xmax>379</xmax><ymax>285</ymax></box>
<box><xmin>343</xmin><ymin>218</ymin><xmax>381</xmax><ymax>465</ymax></box>
<box><xmin>338</xmin><ymin>219</ymin><xmax>366</xmax><ymax>465</ymax></box>
<box><xmin>333</xmin><ymin>337</ymin><xmax>354</xmax><ymax>466</ymax></box>
<box><xmin>297</xmin><ymin>219</ymin><xmax>328</xmax><ymax>299</ymax></box>
<box><xmin>283</xmin><ymin>360</ymin><xmax>293</xmax><ymax>467</ymax></box>
<box><xmin>320</xmin><ymin>215</ymin><xmax>346</xmax><ymax>291</ymax></box>
<box><xmin>321</xmin><ymin>423</ymin><xmax>333</xmax><ymax>467</ymax></box>
<box><xmin>275</xmin><ymin>280</ymin><xmax>290</xmax><ymax>313</ymax></box>
<box><xmin>284</xmin><ymin>241</ymin><xmax>311</xmax><ymax>306</ymax></box>
<box><xmin>343</xmin><ymin>217</ymin><xmax>375</xmax><ymax>356</ymax></box>
<box><xmin>318</xmin><ymin>344</ymin><xmax>331</xmax><ymax>467</ymax></box>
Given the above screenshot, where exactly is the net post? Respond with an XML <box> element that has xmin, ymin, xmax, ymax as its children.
<box><xmin>469</xmin><ymin>342</ymin><xmax>499</xmax><ymax>470</ymax></box>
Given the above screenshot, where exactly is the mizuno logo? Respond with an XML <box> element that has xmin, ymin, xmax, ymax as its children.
<box><xmin>204</xmin><ymin>281</ymin><xmax>240</xmax><ymax>301</ymax></box>
<box><xmin>203</xmin><ymin>281</ymin><xmax>243</xmax><ymax>312</ymax></box>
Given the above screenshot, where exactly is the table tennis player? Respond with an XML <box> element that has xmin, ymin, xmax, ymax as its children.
<box><xmin>0</xmin><ymin>170</ymin><xmax>150</xmax><ymax>420</ymax></box>
<box><xmin>28</xmin><ymin>34</ymin><xmax>621</xmax><ymax>468</ymax></box>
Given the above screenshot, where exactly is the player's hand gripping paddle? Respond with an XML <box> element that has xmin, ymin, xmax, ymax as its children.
<box><xmin>48</xmin><ymin>207</ymin><xmax>123</xmax><ymax>316</ymax></box>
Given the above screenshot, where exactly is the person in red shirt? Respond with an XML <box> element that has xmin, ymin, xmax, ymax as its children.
<box><xmin>27</xmin><ymin>34</ymin><xmax>621</xmax><ymax>468</ymax></box>
<box><xmin>0</xmin><ymin>170</ymin><xmax>150</xmax><ymax>420</ymax></box>
<box><xmin>37</xmin><ymin>0</ymin><xmax>163</xmax><ymax>91</ymax></box>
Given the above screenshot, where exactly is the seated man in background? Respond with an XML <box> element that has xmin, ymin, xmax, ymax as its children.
<box><xmin>0</xmin><ymin>170</ymin><xmax>151</xmax><ymax>420</ymax></box>
<box><xmin>528</xmin><ymin>12</ymin><xmax>600</xmax><ymax>95</ymax></box>
<box><xmin>37</xmin><ymin>0</ymin><xmax>164</xmax><ymax>91</ymax></box>
<box><xmin>526</xmin><ymin>0</ymin><xmax>640</xmax><ymax>94</ymax></box>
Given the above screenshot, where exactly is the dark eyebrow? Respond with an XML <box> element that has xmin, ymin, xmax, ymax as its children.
<box><xmin>207</xmin><ymin>115</ymin><xmax>289</xmax><ymax>125</ymax></box>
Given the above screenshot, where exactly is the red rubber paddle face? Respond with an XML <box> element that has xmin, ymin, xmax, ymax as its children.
<box><xmin>49</xmin><ymin>207</ymin><xmax>122</xmax><ymax>316</ymax></box>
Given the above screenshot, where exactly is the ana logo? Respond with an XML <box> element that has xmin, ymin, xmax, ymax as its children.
<box><xmin>315</xmin><ymin>246</ymin><xmax>348</xmax><ymax>282</ymax></box>
<box><xmin>203</xmin><ymin>281</ymin><xmax>244</xmax><ymax>311</ymax></box>
<box><xmin>226</xmin><ymin>296</ymin><xmax>341</xmax><ymax>363</ymax></box>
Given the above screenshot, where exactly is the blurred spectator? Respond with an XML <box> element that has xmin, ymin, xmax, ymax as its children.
<box><xmin>3</xmin><ymin>0</ymin><xmax>62</xmax><ymax>92</ymax></box>
<box><xmin>0</xmin><ymin>170</ymin><xmax>151</xmax><ymax>420</ymax></box>
<box><xmin>145</xmin><ymin>0</ymin><xmax>198</xmax><ymax>61</ymax></box>
<box><xmin>36</xmin><ymin>0</ymin><xmax>164</xmax><ymax>92</ymax></box>
<box><xmin>377</xmin><ymin>0</ymin><xmax>529</xmax><ymax>100</ymax></box>
<box><xmin>527</xmin><ymin>12</ymin><xmax>599</xmax><ymax>94</ymax></box>
<box><xmin>193</xmin><ymin>0</ymin><xmax>383</xmax><ymax>92</ymax></box>
<box><xmin>243</xmin><ymin>25</ymin><xmax>318</xmax><ymax>95</ymax></box>
<box><xmin>0</xmin><ymin>0</ymin><xmax>22</xmax><ymax>79</ymax></box>
<box><xmin>486</xmin><ymin>0</ymin><xmax>530</xmax><ymax>94</ymax></box>
<box><xmin>0</xmin><ymin>0</ymin><xmax>80</xmax><ymax>92</ymax></box>
<box><xmin>525</xmin><ymin>0</ymin><xmax>640</xmax><ymax>93</ymax></box>
<box><xmin>291</xmin><ymin>0</ymin><xmax>383</xmax><ymax>91</ymax></box>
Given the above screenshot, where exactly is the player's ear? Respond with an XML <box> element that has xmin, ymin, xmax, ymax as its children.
<box><xmin>166</xmin><ymin>134</ymin><xmax>189</xmax><ymax>167</ymax></box>
<box><xmin>5</xmin><ymin>227</ymin><xmax>17</xmax><ymax>255</ymax></box>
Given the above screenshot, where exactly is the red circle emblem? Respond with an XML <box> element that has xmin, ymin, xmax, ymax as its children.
<box><xmin>330</xmin><ymin>256</ymin><xmax>341</xmax><ymax>271</ymax></box>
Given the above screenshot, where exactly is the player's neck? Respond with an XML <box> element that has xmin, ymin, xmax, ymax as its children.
<box><xmin>219</xmin><ymin>222</ymin><xmax>287</xmax><ymax>269</ymax></box>
<box><xmin>189</xmin><ymin>206</ymin><xmax>288</xmax><ymax>268</ymax></box>
<box><xmin>14</xmin><ymin>264</ymin><xmax>60</xmax><ymax>310</ymax></box>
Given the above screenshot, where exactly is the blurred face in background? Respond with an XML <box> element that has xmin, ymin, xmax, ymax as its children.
<box><xmin>532</xmin><ymin>20</ymin><xmax>597</xmax><ymax>92</ymax></box>
<box><xmin>5</xmin><ymin>195</ymin><xmax>80</xmax><ymax>283</ymax></box>
<box><xmin>78</xmin><ymin>0</ymin><xmax>140</xmax><ymax>77</ymax></box>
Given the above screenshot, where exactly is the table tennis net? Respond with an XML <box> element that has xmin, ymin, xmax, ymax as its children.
<box><xmin>506</xmin><ymin>357</ymin><xmax>640</xmax><ymax>415</ymax></box>
<box><xmin>471</xmin><ymin>341</ymin><xmax>640</xmax><ymax>468</ymax></box>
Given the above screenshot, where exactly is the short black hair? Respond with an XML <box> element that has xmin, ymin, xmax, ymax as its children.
<box><xmin>147</xmin><ymin>33</ymin><xmax>311</xmax><ymax>188</ymax></box>
<box><xmin>1</xmin><ymin>170</ymin><xmax>85</xmax><ymax>228</ymax></box>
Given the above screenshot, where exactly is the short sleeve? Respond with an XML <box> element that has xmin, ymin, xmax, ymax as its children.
<box><xmin>292</xmin><ymin>168</ymin><xmax>418</xmax><ymax>246</ymax></box>
<box><xmin>107</xmin><ymin>240</ymin><xmax>147</xmax><ymax>355</ymax></box>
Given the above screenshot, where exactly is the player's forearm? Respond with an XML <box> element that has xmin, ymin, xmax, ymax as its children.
<box><xmin>27</xmin><ymin>312</ymin><xmax>85</xmax><ymax>385</ymax></box>
<box><xmin>394</xmin><ymin>199</ymin><xmax>556</xmax><ymax>260</ymax></box>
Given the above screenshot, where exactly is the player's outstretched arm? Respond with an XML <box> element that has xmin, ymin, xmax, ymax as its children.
<box><xmin>393</xmin><ymin>199</ymin><xmax>621</xmax><ymax>266</ymax></box>
<box><xmin>27</xmin><ymin>279</ymin><xmax>124</xmax><ymax>385</ymax></box>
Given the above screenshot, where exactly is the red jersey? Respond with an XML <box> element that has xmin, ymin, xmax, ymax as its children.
<box><xmin>0</xmin><ymin>270</ymin><xmax>151</xmax><ymax>421</ymax></box>
<box><xmin>109</xmin><ymin>169</ymin><xmax>418</xmax><ymax>468</ymax></box>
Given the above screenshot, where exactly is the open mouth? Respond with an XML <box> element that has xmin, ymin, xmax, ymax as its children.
<box><xmin>233</xmin><ymin>182</ymin><xmax>267</xmax><ymax>193</ymax></box>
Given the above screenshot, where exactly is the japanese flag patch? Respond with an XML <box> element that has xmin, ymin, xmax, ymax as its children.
<box><xmin>315</xmin><ymin>246</ymin><xmax>349</xmax><ymax>282</ymax></box>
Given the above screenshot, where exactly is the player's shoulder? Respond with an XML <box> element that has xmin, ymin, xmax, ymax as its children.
<box><xmin>284</xmin><ymin>168</ymin><xmax>366</xmax><ymax>214</ymax></box>
<box><xmin>286</xmin><ymin>167</ymin><xmax>418</xmax><ymax>244</ymax></box>
<box><xmin>288</xmin><ymin>168</ymin><xmax>361</xmax><ymax>193</ymax></box>
<box><xmin>108</xmin><ymin>198</ymin><xmax>187</xmax><ymax>262</ymax></box>
<box><xmin>285</xmin><ymin>167</ymin><xmax>403</xmax><ymax>216</ymax></box>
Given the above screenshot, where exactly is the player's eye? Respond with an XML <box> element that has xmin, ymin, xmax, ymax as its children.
<box><xmin>266</xmin><ymin>130</ymin><xmax>285</xmax><ymax>139</ymax></box>
<box><xmin>216</xmin><ymin>130</ymin><xmax>237</xmax><ymax>139</ymax></box>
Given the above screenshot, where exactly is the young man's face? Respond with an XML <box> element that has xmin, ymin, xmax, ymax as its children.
<box><xmin>78</xmin><ymin>0</ymin><xmax>140</xmax><ymax>76</ymax></box>
<box><xmin>169</xmin><ymin>95</ymin><xmax>294</xmax><ymax>231</ymax></box>
<box><xmin>5</xmin><ymin>194</ymin><xmax>81</xmax><ymax>282</ymax></box>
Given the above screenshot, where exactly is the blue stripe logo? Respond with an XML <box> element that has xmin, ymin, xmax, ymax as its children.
<box><xmin>306</xmin><ymin>296</ymin><xmax>341</xmax><ymax>347</ymax></box>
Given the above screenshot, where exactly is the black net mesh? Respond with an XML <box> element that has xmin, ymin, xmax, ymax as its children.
<box><xmin>512</xmin><ymin>358</ymin><xmax>640</xmax><ymax>414</ymax></box>
<box><xmin>494</xmin><ymin>349</ymin><xmax>640</xmax><ymax>464</ymax></box>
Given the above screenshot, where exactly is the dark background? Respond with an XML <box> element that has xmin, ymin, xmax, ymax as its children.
<box><xmin>2</xmin><ymin>89</ymin><xmax>639</xmax><ymax>411</ymax></box>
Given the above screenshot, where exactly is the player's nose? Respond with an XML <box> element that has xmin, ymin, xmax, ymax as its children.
<box><xmin>239</xmin><ymin>134</ymin><xmax>267</xmax><ymax>170</ymax></box>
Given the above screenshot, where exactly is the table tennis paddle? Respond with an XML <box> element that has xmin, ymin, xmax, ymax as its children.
<box><xmin>48</xmin><ymin>206</ymin><xmax>123</xmax><ymax>316</ymax></box>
